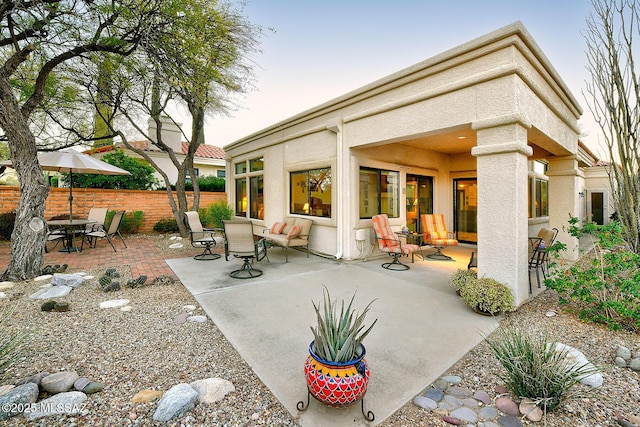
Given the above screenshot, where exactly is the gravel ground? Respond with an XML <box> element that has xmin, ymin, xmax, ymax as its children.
<box><xmin>1</xmin><ymin>236</ymin><xmax>639</xmax><ymax>426</ymax></box>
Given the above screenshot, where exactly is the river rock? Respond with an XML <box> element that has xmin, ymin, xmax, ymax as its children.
<box><xmin>29</xmin><ymin>285</ymin><xmax>72</xmax><ymax>300</ymax></box>
<box><xmin>0</xmin><ymin>383</ymin><xmax>39</xmax><ymax>420</ymax></box>
<box><xmin>189</xmin><ymin>378</ymin><xmax>234</xmax><ymax>404</ymax></box>
<box><xmin>450</xmin><ymin>406</ymin><xmax>478</xmax><ymax>423</ymax></box>
<box><xmin>519</xmin><ymin>397</ymin><xmax>542</xmax><ymax>422</ymax></box>
<box><xmin>0</xmin><ymin>281</ymin><xmax>15</xmax><ymax>290</ymax></box>
<box><xmin>153</xmin><ymin>383</ymin><xmax>198</xmax><ymax>422</ymax></box>
<box><xmin>40</xmin><ymin>371</ymin><xmax>79</xmax><ymax>394</ymax></box>
<box><xmin>24</xmin><ymin>391</ymin><xmax>86</xmax><ymax>420</ymax></box>
<box><xmin>554</xmin><ymin>342</ymin><xmax>603</xmax><ymax>388</ymax></box>
<box><xmin>82</xmin><ymin>382</ymin><xmax>103</xmax><ymax>394</ymax></box>
<box><xmin>74</xmin><ymin>378</ymin><xmax>91</xmax><ymax>391</ymax></box>
<box><xmin>615</xmin><ymin>356</ymin><xmax>628</xmax><ymax>368</ymax></box>
<box><xmin>441</xmin><ymin>375</ymin><xmax>462</xmax><ymax>384</ymax></box>
<box><xmin>617</xmin><ymin>346</ymin><xmax>632</xmax><ymax>361</ymax></box>
<box><xmin>495</xmin><ymin>397</ymin><xmax>520</xmax><ymax>416</ymax></box>
<box><xmin>479</xmin><ymin>406</ymin><xmax>499</xmax><ymax>420</ymax></box>
<box><xmin>629</xmin><ymin>358</ymin><xmax>640</xmax><ymax>371</ymax></box>
<box><xmin>413</xmin><ymin>395</ymin><xmax>437</xmax><ymax>410</ymax></box>
<box><xmin>174</xmin><ymin>312</ymin><xmax>189</xmax><ymax>324</ymax></box>
<box><xmin>131</xmin><ymin>389</ymin><xmax>163</xmax><ymax>403</ymax></box>
<box><xmin>446</xmin><ymin>386</ymin><xmax>472</xmax><ymax>398</ymax></box>
<box><xmin>99</xmin><ymin>299</ymin><xmax>130</xmax><ymax>309</ymax></box>
<box><xmin>496</xmin><ymin>415</ymin><xmax>523</xmax><ymax>427</ymax></box>
<box><xmin>33</xmin><ymin>275</ymin><xmax>52</xmax><ymax>281</ymax></box>
<box><xmin>424</xmin><ymin>388</ymin><xmax>444</xmax><ymax>402</ymax></box>
<box><xmin>187</xmin><ymin>315</ymin><xmax>207</xmax><ymax>323</ymax></box>
<box><xmin>0</xmin><ymin>385</ymin><xmax>14</xmax><ymax>397</ymax></box>
<box><xmin>51</xmin><ymin>273</ymin><xmax>83</xmax><ymax>288</ymax></box>
<box><xmin>442</xmin><ymin>415</ymin><xmax>464</xmax><ymax>425</ymax></box>
<box><xmin>0</xmin><ymin>292</ymin><xmax>6</xmax><ymax>299</ymax></box>
<box><xmin>16</xmin><ymin>372</ymin><xmax>49</xmax><ymax>387</ymax></box>
<box><xmin>473</xmin><ymin>389</ymin><xmax>491</xmax><ymax>405</ymax></box>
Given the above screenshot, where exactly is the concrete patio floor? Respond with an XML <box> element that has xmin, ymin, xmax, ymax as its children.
<box><xmin>167</xmin><ymin>244</ymin><xmax>504</xmax><ymax>426</ymax></box>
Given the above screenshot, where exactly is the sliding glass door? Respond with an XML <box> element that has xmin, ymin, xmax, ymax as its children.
<box><xmin>454</xmin><ymin>178</ymin><xmax>477</xmax><ymax>243</ymax></box>
<box><xmin>406</xmin><ymin>175</ymin><xmax>433</xmax><ymax>233</ymax></box>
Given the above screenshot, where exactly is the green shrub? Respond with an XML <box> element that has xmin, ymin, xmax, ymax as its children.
<box><xmin>185</xmin><ymin>175</ymin><xmax>225</xmax><ymax>192</ymax></box>
<box><xmin>105</xmin><ymin>210</ymin><xmax>143</xmax><ymax>234</ymax></box>
<box><xmin>153</xmin><ymin>217</ymin><xmax>179</xmax><ymax>233</ymax></box>
<box><xmin>545</xmin><ymin>218</ymin><xmax>640</xmax><ymax>332</ymax></box>
<box><xmin>485</xmin><ymin>327</ymin><xmax>600</xmax><ymax>412</ymax></box>
<box><xmin>449</xmin><ymin>269</ymin><xmax>477</xmax><ymax>293</ymax></box>
<box><xmin>0</xmin><ymin>211</ymin><xmax>16</xmax><ymax>240</ymax></box>
<box><xmin>202</xmin><ymin>200</ymin><xmax>234</xmax><ymax>228</ymax></box>
<box><xmin>459</xmin><ymin>277</ymin><xmax>514</xmax><ymax>315</ymax></box>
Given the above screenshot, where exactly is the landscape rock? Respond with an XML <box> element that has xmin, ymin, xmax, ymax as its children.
<box><xmin>16</xmin><ymin>372</ymin><xmax>49</xmax><ymax>387</ymax></box>
<box><xmin>519</xmin><ymin>397</ymin><xmax>542</xmax><ymax>422</ymax></box>
<box><xmin>187</xmin><ymin>315</ymin><xmax>207</xmax><ymax>323</ymax></box>
<box><xmin>0</xmin><ymin>383</ymin><xmax>39</xmax><ymax>420</ymax></box>
<box><xmin>495</xmin><ymin>397</ymin><xmax>520</xmax><ymax>416</ymax></box>
<box><xmin>131</xmin><ymin>389</ymin><xmax>163</xmax><ymax>403</ymax></box>
<box><xmin>40</xmin><ymin>371</ymin><xmax>79</xmax><ymax>394</ymax></box>
<box><xmin>496</xmin><ymin>414</ymin><xmax>524</xmax><ymax>427</ymax></box>
<box><xmin>424</xmin><ymin>388</ymin><xmax>444</xmax><ymax>402</ymax></box>
<box><xmin>0</xmin><ymin>292</ymin><xmax>6</xmax><ymax>299</ymax></box>
<box><xmin>473</xmin><ymin>389</ymin><xmax>491</xmax><ymax>405</ymax></box>
<box><xmin>174</xmin><ymin>312</ymin><xmax>189</xmax><ymax>324</ymax></box>
<box><xmin>479</xmin><ymin>406</ymin><xmax>499</xmax><ymax>420</ymax></box>
<box><xmin>29</xmin><ymin>285</ymin><xmax>72</xmax><ymax>300</ymax></box>
<box><xmin>0</xmin><ymin>384</ymin><xmax>15</xmax><ymax>396</ymax></box>
<box><xmin>450</xmin><ymin>406</ymin><xmax>478</xmax><ymax>423</ymax></box>
<box><xmin>628</xmin><ymin>358</ymin><xmax>640</xmax><ymax>371</ymax></box>
<box><xmin>153</xmin><ymin>383</ymin><xmax>198</xmax><ymax>422</ymax></box>
<box><xmin>24</xmin><ymin>391</ymin><xmax>86</xmax><ymax>420</ymax></box>
<box><xmin>554</xmin><ymin>342</ymin><xmax>603</xmax><ymax>388</ymax></box>
<box><xmin>99</xmin><ymin>299</ymin><xmax>130</xmax><ymax>309</ymax></box>
<box><xmin>0</xmin><ymin>281</ymin><xmax>15</xmax><ymax>290</ymax></box>
<box><xmin>82</xmin><ymin>381</ymin><xmax>103</xmax><ymax>394</ymax></box>
<box><xmin>74</xmin><ymin>378</ymin><xmax>91</xmax><ymax>391</ymax></box>
<box><xmin>33</xmin><ymin>275</ymin><xmax>52</xmax><ymax>281</ymax></box>
<box><xmin>51</xmin><ymin>273</ymin><xmax>83</xmax><ymax>288</ymax></box>
<box><xmin>615</xmin><ymin>356</ymin><xmax>628</xmax><ymax>368</ymax></box>
<box><xmin>189</xmin><ymin>378</ymin><xmax>235</xmax><ymax>404</ymax></box>
<box><xmin>446</xmin><ymin>386</ymin><xmax>472</xmax><ymax>398</ymax></box>
<box><xmin>616</xmin><ymin>346</ymin><xmax>632</xmax><ymax>361</ymax></box>
<box><xmin>413</xmin><ymin>395</ymin><xmax>437</xmax><ymax>410</ymax></box>
<box><xmin>442</xmin><ymin>415</ymin><xmax>464</xmax><ymax>425</ymax></box>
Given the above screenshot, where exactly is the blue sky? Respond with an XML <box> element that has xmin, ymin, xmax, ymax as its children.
<box><xmin>200</xmin><ymin>0</ymin><xmax>602</xmax><ymax>155</ymax></box>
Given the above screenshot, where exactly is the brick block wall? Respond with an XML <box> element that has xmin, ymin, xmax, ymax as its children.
<box><xmin>0</xmin><ymin>186</ymin><xmax>227</xmax><ymax>233</ymax></box>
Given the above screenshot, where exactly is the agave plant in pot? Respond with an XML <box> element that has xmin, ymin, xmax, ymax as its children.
<box><xmin>297</xmin><ymin>286</ymin><xmax>377</xmax><ymax>420</ymax></box>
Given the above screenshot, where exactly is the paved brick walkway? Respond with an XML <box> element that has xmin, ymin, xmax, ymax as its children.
<box><xmin>0</xmin><ymin>236</ymin><xmax>203</xmax><ymax>281</ymax></box>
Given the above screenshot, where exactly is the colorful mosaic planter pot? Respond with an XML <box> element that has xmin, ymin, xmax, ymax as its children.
<box><xmin>303</xmin><ymin>341</ymin><xmax>370</xmax><ymax>407</ymax></box>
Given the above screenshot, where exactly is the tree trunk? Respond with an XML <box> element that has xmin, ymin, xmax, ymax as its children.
<box><xmin>0</xmin><ymin>79</ymin><xmax>48</xmax><ymax>280</ymax></box>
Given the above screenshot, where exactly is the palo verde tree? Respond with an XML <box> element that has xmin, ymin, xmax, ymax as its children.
<box><xmin>97</xmin><ymin>0</ymin><xmax>262</xmax><ymax>237</ymax></box>
<box><xmin>0</xmin><ymin>0</ymin><xmax>165</xmax><ymax>280</ymax></box>
<box><xmin>584</xmin><ymin>0</ymin><xmax>640</xmax><ymax>252</ymax></box>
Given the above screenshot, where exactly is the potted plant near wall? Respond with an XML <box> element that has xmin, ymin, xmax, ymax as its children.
<box><xmin>297</xmin><ymin>286</ymin><xmax>377</xmax><ymax>421</ymax></box>
<box><xmin>459</xmin><ymin>277</ymin><xmax>515</xmax><ymax>315</ymax></box>
<box><xmin>449</xmin><ymin>268</ymin><xmax>478</xmax><ymax>296</ymax></box>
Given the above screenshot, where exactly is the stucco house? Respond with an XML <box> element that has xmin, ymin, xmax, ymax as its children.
<box><xmin>223</xmin><ymin>22</ymin><xmax>611</xmax><ymax>307</ymax></box>
<box><xmin>91</xmin><ymin>117</ymin><xmax>226</xmax><ymax>186</ymax></box>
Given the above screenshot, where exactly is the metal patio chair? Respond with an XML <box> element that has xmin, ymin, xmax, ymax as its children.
<box><xmin>223</xmin><ymin>220</ymin><xmax>268</xmax><ymax>278</ymax></box>
<box><xmin>184</xmin><ymin>211</ymin><xmax>222</xmax><ymax>260</ymax></box>
<box><xmin>81</xmin><ymin>210</ymin><xmax>128</xmax><ymax>252</ymax></box>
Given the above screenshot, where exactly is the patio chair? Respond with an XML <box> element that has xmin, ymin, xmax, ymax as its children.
<box><xmin>81</xmin><ymin>210</ymin><xmax>128</xmax><ymax>252</ymax></box>
<box><xmin>45</xmin><ymin>225</ymin><xmax>68</xmax><ymax>253</ymax></box>
<box><xmin>421</xmin><ymin>214</ymin><xmax>458</xmax><ymax>260</ymax></box>
<box><xmin>184</xmin><ymin>211</ymin><xmax>222</xmax><ymax>260</ymax></box>
<box><xmin>528</xmin><ymin>227</ymin><xmax>558</xmax><ymax>293</ymax></box>
<box><xmin>222</xmin><ymin>220</ymin><xmax>268</xmax><ymax>278</ymax></box>
<box><xmin>371</xmin><ymin>214</ymin><xmax>420</xmax><ymax>270</ymax></box>
<box><xmin>85</xmin><ymin>207</ymin><xmax>108</xmax><ymax>233</ymax></box>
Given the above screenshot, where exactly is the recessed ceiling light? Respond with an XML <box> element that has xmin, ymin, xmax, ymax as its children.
<box><xmin>457</xmin><ymin>136</ymin><xmax>467</xmax><ymax>139</ymax></box>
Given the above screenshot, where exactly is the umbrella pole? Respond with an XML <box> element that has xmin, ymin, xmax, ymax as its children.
<box><xmin>69</xmin><ymin>171</ymin><xmax>73</xmax><ymax>223</ymax></box>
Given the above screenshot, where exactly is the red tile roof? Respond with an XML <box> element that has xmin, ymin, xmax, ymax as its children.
<box><xmin>87</xmin><ymin>140</ymin><xmax>225</xmax><ymax>160</ymax></box>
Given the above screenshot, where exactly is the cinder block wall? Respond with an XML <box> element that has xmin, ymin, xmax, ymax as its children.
<box><xmin>0</xmin><ymin>187</ymin><xmax>227</xmax><ymax>233</ymax></box>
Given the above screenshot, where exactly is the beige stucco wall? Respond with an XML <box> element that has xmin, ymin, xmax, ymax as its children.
<box><xmin>224</xmin><ymin>22</ymin><xmax>582</xmax><ymax>307</ymax></box>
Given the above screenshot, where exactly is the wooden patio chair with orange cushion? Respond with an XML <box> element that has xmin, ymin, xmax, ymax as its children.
<box><xmin>421</xmin><ymin>214</ymin><xmax>458</xmax><ymax>260</ymax></box>
<box><xmin>371</xmin><ymin>214</ymin><xmax>420</xmax><ymax>270</ymax></box>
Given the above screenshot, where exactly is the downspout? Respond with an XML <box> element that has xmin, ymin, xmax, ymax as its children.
<box><xmin>327</xmin><ymin>118</ymin><xmax>343</xmax><ymax>260</ymax></box>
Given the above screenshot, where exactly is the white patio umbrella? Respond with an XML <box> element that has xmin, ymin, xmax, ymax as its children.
<box><xmin>37</xmin><ymin>150</ymin><xmax>131</xmax><ymax>222</ymax></box>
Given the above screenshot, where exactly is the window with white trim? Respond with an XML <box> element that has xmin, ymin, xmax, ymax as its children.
<box><xmin>234</xmin><ymin>157</ymin><xmax>264</xmax><ymax>219</ymax></box>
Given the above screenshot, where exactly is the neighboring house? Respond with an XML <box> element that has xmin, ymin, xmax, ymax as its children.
<box><xmin>91</xmin><ymin>117</ymin><xmax>226</xmax><ymax>186</ymax></box>
<box><xmin>223</xmin><ymin>21</ymin><xmax>617</xmax><ymax>307</ymax></box>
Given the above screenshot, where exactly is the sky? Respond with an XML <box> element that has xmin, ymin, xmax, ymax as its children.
<box><xmin>192</xmin><ymin>0</ymin><xmax>603</xmax><ymax>157</ymax></box>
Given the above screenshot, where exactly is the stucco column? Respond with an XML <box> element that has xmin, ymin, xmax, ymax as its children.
<box><xmin>546</xmin><ymin>156</ymin><xmax>582</xmax><ymax>261</ymax></box>
<box><xmin>471</xmin><ymin>119</ymin><xmax>533</xmax><ymax>306</ymax></box>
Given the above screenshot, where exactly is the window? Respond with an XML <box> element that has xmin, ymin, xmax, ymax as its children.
<box><xmin>528</xmin><ymin>161</ymin><xmax>548</xmax><ymax>218</ymax></box>
<box><xmin>234</xmin><ymin>157</ymin><xmax>264</xmax><ymax>219</ymax></box>
<box><xmin>290</xmin><ymin>167</ymin><xmax>331</xmax><ymax>217</ymax></box>
<box><xmin>217</xmin><ymin>170</ymin><xmax>226</xmax><ymax>178</ymax></box>
<box><xmin>186</xmin><ymin>168</ymin><xmax>199</xmax><ymax>180</ymax></box>
<box><xmin>359</xmin><ymin>168</ymin><xmax>399</xmax><ymax>218</ymax></box>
